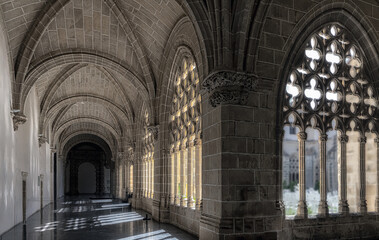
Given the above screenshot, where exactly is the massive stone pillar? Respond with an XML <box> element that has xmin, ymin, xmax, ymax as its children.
<box><xmin>199</xmin><ymin>71</ymin><xmax>280</xmax><ymax>239</ymax></box>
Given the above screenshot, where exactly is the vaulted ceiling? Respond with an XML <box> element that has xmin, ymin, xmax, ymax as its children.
<box><xmin>1</xmin><ymin>0</ymin><xmax>263</xmax><ymax>156</ymax></box>
<box><xmin>0</xmin><ymin>0</ymin><xmax>190</xmax><ymax>155</ymax></box>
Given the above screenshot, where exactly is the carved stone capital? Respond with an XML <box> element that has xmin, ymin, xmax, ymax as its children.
<box><xmin>38</xmin><ymin>136</ymin><xmax>47</xmax><ymax>147</ymax></box>
<box><xmin>21</xmin><ymin>171</ymin><xmax>29</xmax><ymax>181</ymax></box>
<box><xmin>202</xmin><ymin>70</ymin><xmax>258</xmax><ymax>107</ymax></box>
<box><xmin>297</xmin><ymin>132</ymin><xmax>307</xmax><ymax>141</ymax></box>
<box><xmin>339</xmin><ymin>135</ymin><xmax>349</xmax><ymax>143</ymax></box>
<box><xmin>359</xmin><ymin>136</ymin><xmax>367</xmax><ymax>143</ymax></box>
<box><xmin>147</xmin><ymin>125</ymin><xmax>159</xmax><ymax>140</ymax></box>
<box><xmin>319</xmin><ymin>134</ymin><xmax>328</xmax><ymax>142</ymax></box>
<box><xmin>12</xmin><ymin>112</ymin><xmax>27</xmax><ymax>131</ymax></box>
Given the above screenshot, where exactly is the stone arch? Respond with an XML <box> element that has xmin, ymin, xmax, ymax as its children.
<box><xmin>45</xmin><ymin>94</ymin><xmax>130</xmax><ymax>133</ymax></box>
<box><xmin>276</xmin><ymin>2</ymin><xmax>379</xmax><ymax>139</ymax></box>
<box><xmin>54</xmin><ymin>117</ymin><xmax>120</xmax><ymax>143</ymax></box>
<box><xmin>159</xmin><ymin>45</ymin><xmax>199</xmax><ymax>152</ymax></box>
<box><xmin>244</xmin><ymin>0</ymin><xmax>272</xmax><ymax>72</ymax></box>
<box><xmin>13</xmin><ymin>0</ymin><xmax>71</xmax><ymax>110</ymax></box>
<box><xmin>105</xmin><ymin>0</ymin><xmax>155</xmax><ymax>100</ymax></box>
<box><xmin>20</xmin><ymin>49</ymin><xmax>150</xmax><ymax>114</ymax></box>
<box><xmin>60</xmin><ymin>130</ymin><xmax>118</xmax><ymax>157</ymax></box>
<box><xmin>62</xmin><ymin>134</ymin><xmax>113</xmax><ymax>165</ymax></box>
<box><xmin>38</xmin><ymin>64</ymin><xmax>135</xmax><ymax>135</ymax></box>
<box><xmin>276</xmin><ymin>4</ymin><xmax>379</xmax><ymax>218</ymax></box>
<box><xmin>13</xmin><ymin>0</ymin><xmax>157</xmax><ymax>113</ymax></box>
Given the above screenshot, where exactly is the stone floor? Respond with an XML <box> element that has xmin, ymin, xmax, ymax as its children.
<box><xmin>0</xmin><ymin>196</ymin><xmax>197</xmax><ymax>240</ymax></box>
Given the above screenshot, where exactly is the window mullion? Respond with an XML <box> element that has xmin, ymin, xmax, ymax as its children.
<box><xmin>318</xmin><ymin>134</ymin><xmax>328</xmax><ymax>216</ymax></box>
<box><xmin>359</xmin><ymin>136</ymin><xmax>367</xmax><ymax>214</ymax></box>
<box><xmin>296</xmin><ymin>131</ymin><xmax>307</xmax><ymax>218</ymax></box>
<box><xmin>338</xmin><ymin>134</ymin><xmax>349</xmax><ymax>215</ymax></box>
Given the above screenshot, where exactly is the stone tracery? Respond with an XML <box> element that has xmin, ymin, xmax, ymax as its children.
<box><xmin>283</xmin><ymin>24</ymin><xmax>379</xmax><ymax>218</ymax></box>
<box><xmin>169</xmin><ymin>57</ymin><xmax>202</xmax><ymax>209</ymax></box>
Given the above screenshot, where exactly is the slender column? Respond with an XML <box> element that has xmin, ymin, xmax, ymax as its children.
<box><xmin>295</xmin><ymin>132</ymin><xmax>307</xmax><ymax>219</ymax></box>
<box><xmin>375</xmin><ymin>138</ymin><xmax>379</xmax><ymax>212</ymax></box>
<box><xmin>180</xmin><ymin>144</ymin><xmax>185</xmax><ymax>206</ymax></box>
<box><xmin>174</xmin><ymin>148</ymin><xmax>178</xmax><ymax>205</ymax></box>
<box><xmin>195</xmin><ymin>139</ymin><xmax>202</xmax><ymax>210</ymax></box>
<box><xmin>338</xmin><ymin>134</ymin><xmax>349</xmax><ymax>214</ymax></box>
<box><xmin>170</xmin><ymin>150</ymin><xmax>175</xmax><ymax>204</ymax></box>
<box><xmin>359</xmin><ymin>136</ymin><xmax>367</xmax><ymax>214</ymax></box>
<box><xmin>187</xmin><ymin>143</ymin><xmax>193</xmax><ymax>207</ymax></box>
<box><xmin>318</xmin><ymin>134</ymin><xmax>329</xmax><ymax>217</ymax></box>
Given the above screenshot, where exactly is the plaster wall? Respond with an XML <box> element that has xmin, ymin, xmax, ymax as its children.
<box><xmin>0</xmin><ymin>15</ymin><xmax>16</xmax><ymax>235</ymax></box>
<box><xmin>0</xmin><ymin>21</ymin><xmax>53</xmax><ymax>234</ymax></box>
<box><xmin>14</xmin><ymin>86</ymin><xmax>52</xmax><ymax>222</ymax></box>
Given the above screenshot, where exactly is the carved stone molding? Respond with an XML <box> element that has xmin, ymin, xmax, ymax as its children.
<box><xmin>12</xmin><ymin>112</ymin><xmax>27</xmax><ymax>131</ymax></box>
<box><xmin>38</xmin><ymin>136</ymin><xmax>47</xmax><ymax>147</ymax></box>
<box><xmin>147</xmin><ymin>125</ymin><xmax>159</xmax><ymax>140</ymax></box>
<box><xmin>202</xmin><ymin>70</ymin><xmax>258</xmax><ymax>107</ymax></box>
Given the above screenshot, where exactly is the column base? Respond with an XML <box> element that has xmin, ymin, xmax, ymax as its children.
<box><xmin>338</xmin><ymin>200</ymin><xmax>349</xmax><ymax>215</ymax></box>
<box><xmin>317</xmin><ymin>200</ymin><xmax>329</xmax><ymax>217</ymax></box>
<box><xmin>359</xmin><ymin>200</ymin><xmax>367</xmax><ymax>214</ymax></box>
<box><xmin>295</xmin><ymin>200</ymin><xmax>307</xmax><ymax>219</ymax></box>
<box><xmin>375</xmin><ymin>197</ymin><xmax>379</xmax><ymax>212</ymax></box>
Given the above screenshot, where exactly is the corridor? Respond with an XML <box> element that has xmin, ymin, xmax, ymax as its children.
<box><xmin>0</xmin><ymin>196</ymin><xmax>196</xmax><ymax>240</ymax></box>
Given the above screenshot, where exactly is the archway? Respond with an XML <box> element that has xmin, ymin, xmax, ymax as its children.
<box><xmin>66</xmin><ymin>142</ymin><xmax>110</xmax><ymax>195</ymax></box>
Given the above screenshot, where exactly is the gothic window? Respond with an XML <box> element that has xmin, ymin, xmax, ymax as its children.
<box><xmin>169</xmin><ymin>56</ymin><xmax>202</xmax><ymax>209</ymax></box>
<box><xmin>282</xmin><ymin>24</ymin><xmax>379</xmax><ymax>218</ymax></box>
<box><xmin>143</xmin><ymin>111</ymin><xmax>154</xmax><ymax>198</ymax></box>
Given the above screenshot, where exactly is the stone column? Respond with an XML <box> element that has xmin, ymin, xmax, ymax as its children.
<box><xmin>359</xmin><ymin>136</ymin><xmax>367</xmax><ymax>214</ymax></box>
<box><xmin>40</xmin><ymin>174</ymin><xmax>44</xmax><ymax>210</ymax></box>
<box><xmin>187</xmin><ymin>142</ymin><xmax>193</xmax><ymax>208</ymax></box>
<box><xmin>174</xmin><ymin>148</ymin><xmax>178</xmax><ymax>205</ymax></box>
<box><xmin>21</xmin><ymin>171</ymin><xmax>28</xmax><ymax>224</ymax></box>
<box><xmin>180</xmin><ymin>144</ymin><xmax>185</xmax><ymax>206</ymax></box>
<box><xmin>338</xmin><ymin>134</ymin><xmax>349</xmax><ymax>214</ymax></box>
<box><xmin>195</xmin><ymin>139</ymin><xmax>202</xmax><ymax>210</ymax></box>
<box><xmin>295</xmin><ymin>132</ymin><xmax>307</xmax><ymax>219</ymax></box>
<box><xmin>318</xmin><ymin>134</ymin><xmax>328</xmax><ymax>217</ymax></box>
<box><xmin>276</xmin><ymin>128</ymin><xmax>285</xmax><ymax>216</ymax></box>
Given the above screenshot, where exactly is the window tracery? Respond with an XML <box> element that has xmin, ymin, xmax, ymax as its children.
<box><xmin>169</xmin><ymin>56</ymin><xmax>202</xmax><ymax>209</ymax></box>
<box><xmin>143</xmin><ymin>111</ymin><xmax>154</xmax><ymax>198</ymax></box>
<box><xmin>282</xmin><ymin>24</ymin><xmax>379</xmax><ymax>218</ymax></box>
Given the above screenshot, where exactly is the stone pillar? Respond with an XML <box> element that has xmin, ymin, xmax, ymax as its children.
<box><xmin>195</xmin><ymin>138</ymin><xmax>202</xmax><ymax>210</ymax></box>
<box><xmin>187</xmin><ymin>142</ymin><xmax>193</xmax><ymax>208</ymax></box>
<box><xmin>296</xmin><ymin>132</ymin><xmax>307</xmax><ymax>219</ymax></box>
<box><xmin>174</xmin><ymin>148</ymin><xmax>178</xmax><ymax>205</ymax></box>
<box><xmin>180</xmin><ymin>144</ymin><xmax>185</xmax><ymax>206</ymax></box>
<box><xmin>40</xmin><ymin>174</ymin><xmax>44</xmax><ymax>210</ymax></box>
<box><xmin>21</xmin><ymin>171</ymin><xmax>28</xmax><ymax>224</ymax></box>
<box><xmin>359</xmin><ymin>136</ymin><xmax>367</xmax><ymax>214</ymax></box>
<box><xmin>338</xmin><ymin>134</ymin><xmax>349</xmax><ymax>214</ymax></box>
<box><xmin>318</xmin><ymin>134</ymin><xmax>328</xmax><ymax>217</ymax></box>
<box><xmin>200</xmin><ymin>70</ymin><xmax>276</xmax><ymax>239</ymax></box>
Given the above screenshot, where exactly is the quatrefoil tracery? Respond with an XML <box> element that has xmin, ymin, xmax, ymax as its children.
<box><xmin>284</xmin><ymin>24</ymin><xmax>378</xmax><ymax>135</ymax></box>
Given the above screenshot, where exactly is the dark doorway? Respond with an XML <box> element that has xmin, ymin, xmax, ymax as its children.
<box><xmin>66</xmin><ymin>142</ymin><xmax>109</xmax><ymax>195</ymax></box>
